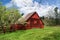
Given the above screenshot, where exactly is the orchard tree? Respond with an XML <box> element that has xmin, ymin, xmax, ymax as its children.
<box><xmin>0</xmin><ymin>2</ymin><xmax>6</xmax><ymax>33</ymax></box>
<box><xmin>0</xmin><ymin>2</ymin><xmax>22</xmax><ymax>33</ymax></box>
<box><xmin>6</xmin><ymin>8</ymin><xmax>21</xmax><ymax>23</ymax></box>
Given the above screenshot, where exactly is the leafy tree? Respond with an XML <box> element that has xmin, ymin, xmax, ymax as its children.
<box><xmin>5</xmin><ymin>8</ymin><xmax>22</xmax><ymax>24</ymax></box>
<box><xmin>44</xmin><ymin>7</ymin><xmax>60</xmax><ymax>26</ymax></box>
<box><xmin>0</xmin><ymin>2</ymin><xmax>22</xmax><ymax>33</ymax></box>
<box><xmin>0</xmin><ymin>2</ymin><xmax>6</xmax><ymax>33</ymax></box>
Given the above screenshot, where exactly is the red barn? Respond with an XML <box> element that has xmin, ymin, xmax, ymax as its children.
<box><xmin>10</xmin><ymin>12</ymin><xmax>44</xmax><ymax>31</ymax></box>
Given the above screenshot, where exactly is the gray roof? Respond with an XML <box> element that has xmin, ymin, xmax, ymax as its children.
<box><xmin>16</xmin><ymin>12</ymin><xmax>37</xmax><ymax>24</ymax></box>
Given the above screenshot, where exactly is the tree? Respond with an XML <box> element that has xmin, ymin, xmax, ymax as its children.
<box><xmin>0</xmin><ymin>2</ymin><xmax>22</xmax><ymax>33</ymax></box>
<box><xmin>44</xmin><ymin>7</ymin><xmax>60</xmax><ymax>26</ymax></box>
<box><xmin>0</xmin><ymin>2</ymin><xmax>6</xmax><ymax>33</ymax></box>
<box><xmin>44</xmin><ymin>7</ymin><xmax>58</xmax><ymax>26</ymax></box>
<box><xmin>54</xmin><ymin>7</ymin><xmax>58</xmax><ymax>25</ymax></box>
<box><xmin>5</xmin><ymin>8</ymin><xmax>22</xmax><ymax>24</ymax></box>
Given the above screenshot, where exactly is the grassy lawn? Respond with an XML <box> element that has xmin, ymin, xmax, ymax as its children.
<box><xmin>0</xmin><ymin>26</ymin><xmax>60</xmax><ymax>40</ymax></box>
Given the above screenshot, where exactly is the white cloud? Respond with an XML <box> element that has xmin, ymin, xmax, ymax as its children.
<box><xmin>5</xmin><ymin>0</ymin><xmax>57</xmax><ymax>16</ymax></box>
<box><xmin>13</xmin><ymin>0</ymin><xmax>33</xmax><ymax>7</ymax></box>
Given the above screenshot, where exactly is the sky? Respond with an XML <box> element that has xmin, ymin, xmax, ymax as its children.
<box><xmin>0</xmin><ymin>0</ymin><xmax>60</xmax><ymax>16</ymax></box>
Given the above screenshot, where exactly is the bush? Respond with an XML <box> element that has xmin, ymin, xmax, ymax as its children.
<box><xmin>43</xmin><ymin>19</ymin><xmax>56</xmax><ymax>26</ymax></box>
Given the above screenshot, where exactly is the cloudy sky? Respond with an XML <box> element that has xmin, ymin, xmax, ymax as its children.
<box><xmin>0</xmin><ymin>0</ymin><xmax>60</xmax><ymax>16</ymax></box>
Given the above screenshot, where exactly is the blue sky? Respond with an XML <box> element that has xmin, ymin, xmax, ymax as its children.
<box><xmin>0</xmin><ymin>0</ymin><xmax>11</xmax><ymax>5</ymax></box>
<box><xmin>0</xmin><ymin>0</ymin><xmax>60</xmax><ymax>8</ymax></box>
<box><xmin>0</xmin><ymin>0</ymin><xmax>60</xmax><ymax>16</ymax></box>
<box><xmin>34</xmin><ymin>0</ymin><xmax>60</xmax><ymax>8</ymax></box>
<box><xmin>1</xmin><ymin>0</ymin><xmax>60</xmax><ymax>6</ymax></box>
<box><xmin>0</xmin><ymin>0</ymin><xmax>60</xmax><ymax>9</ymax></box>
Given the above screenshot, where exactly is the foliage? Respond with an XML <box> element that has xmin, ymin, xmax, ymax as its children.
<box><xmin>43</xmin><ymin>7</ymin><xmax>60</xmax><ymax>26</ymax></box>
<box><xmin>54</xmin><ymin>7</ymin><xmax>59</xmax><ymax>25</ymax></box>
<box><xmin>5</xmin><ymin>8</ymin><xmax>22</xmax><ymax>24</ymax></box>
<box><xmin>0</xmin><ymin>2</ymin><xmax>6</xmax><ymax>32</ymax></box>
<box><xmin>0</xmin><ymin>3</ymin><xmax>22</xmax><ymax>32</ymax></box>
<box><xmin>43</xmin><ymin>19</ymin><xmax>56</xmax><ymax>26</ymax></box>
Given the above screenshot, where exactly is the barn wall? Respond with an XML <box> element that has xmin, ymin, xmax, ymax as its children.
<box><xmin>10</xmin><ymin>24</ymin><xmax>26</xmax><ymax>31</ymax></box>
<box><xmin>26</xmin><ymin>13</ymin><xmax>44</xmax><ymax>29</ymax></box>
<box><xmin>25</xmin><ymin>20</ymin><xmax>32</xmax><ymax>29</ymax></box>
<box><xmin>31</xmin><ymin>13</ymin><xmax>39</xmax><ymax>19</ymax></box>
<box><xmin>39</xmin><ymin>20</ymin><xmax>44</xmax><ymax>28</ymax></box>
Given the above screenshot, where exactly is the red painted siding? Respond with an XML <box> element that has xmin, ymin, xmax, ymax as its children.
<box><xmin>26</xmin><ymin>12</ymin><xmax>44</xmax><ymax>29</ymax></box>
<box><xmin>32</xmin><ymin>13</ymin><xmax>39</xmax><ymax>19</ymax></box>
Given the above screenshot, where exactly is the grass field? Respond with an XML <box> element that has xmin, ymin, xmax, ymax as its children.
<box><xmin>0</xmin><ymin>26</ymin><xmax>60</xmax><ymax>40</ymax></box>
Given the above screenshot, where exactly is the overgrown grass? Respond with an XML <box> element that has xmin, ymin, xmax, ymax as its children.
<box><xmin>0</xmin><ymin>26</ymin><xmax>60</xmax><ymax>40</ymax></box>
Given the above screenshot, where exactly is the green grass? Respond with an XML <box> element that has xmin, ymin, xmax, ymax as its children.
<box><xmin>0</xmin><ymin>26</ymin><xmax>60</xmax><ymax>40</ymax></box>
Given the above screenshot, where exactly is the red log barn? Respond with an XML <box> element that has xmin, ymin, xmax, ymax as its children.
<box><xmin>10</xmin><ymin>12</ymin><xmax>44</xmax><ymax>31</ymax></box>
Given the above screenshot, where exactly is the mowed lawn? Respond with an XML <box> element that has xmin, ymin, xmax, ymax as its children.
<box><xmin>0</xmin><ymin>26</ymin><xmax>60</xmax><ymax>40</ymax></box>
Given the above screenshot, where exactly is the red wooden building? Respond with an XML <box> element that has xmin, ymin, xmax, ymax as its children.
<box><xmin>10</xmin><ymin>12</ymin><xmax>44</xmax><ymax>31</ymax></box>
